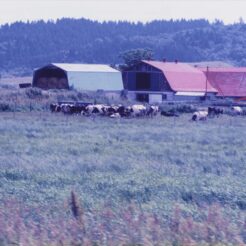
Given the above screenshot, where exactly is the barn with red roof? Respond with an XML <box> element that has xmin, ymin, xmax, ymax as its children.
<box><xmin>199</xmin><ymin>67</ymin><xmax>246</xmax><ymax>99</ymax></box>
<box><xmin>122</xmin><ymin>60</ymin><xmax>217</xmax><ymax>103</ymax></box>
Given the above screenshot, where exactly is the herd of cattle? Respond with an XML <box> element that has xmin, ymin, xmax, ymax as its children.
<box><xmin>191</xmin><ymin>106</ymin><xmax>244</xmax><ymax>121</ymax></box>
<box><xmin>50</xmin><ymin>102</ymin><xmax>159</xmax><ymax>118</ymax></box>
<box><xmin>50</xmin><ymin>102</ymin><xmax>245</xmax><ymax>121</ymax></box>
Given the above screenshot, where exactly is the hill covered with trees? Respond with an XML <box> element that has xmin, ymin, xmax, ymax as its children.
<box><xmin>0</xmin><ymin>18</ymin><xmax>246</xmax><ymax>76</ymax></box>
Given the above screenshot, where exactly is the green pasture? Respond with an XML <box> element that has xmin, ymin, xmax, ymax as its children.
<box><xmin>0</xmin><ymin>112</ymin><xmax>245</xmax><ymax>218</ymax></box>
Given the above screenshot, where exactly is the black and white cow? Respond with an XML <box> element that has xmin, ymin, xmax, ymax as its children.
<box><xmin>118</xmin><ymin>106</ymin><xmax>129</xmax><ymax>117</ymax></box>
<box><xmin>109</xmin><ymin>113</ymin><xmax>121</xmax><ymax>118</ymax></box>
<box><xmin>83</xmin><ymin>104</ymin><xmax>105</xmax><ymax>116</ymax></box>
<box><xmin>116</xmin><ymin>106</ymin><xmax>126</xmax><ymax>117</ymax></box>
<box><xmin>103</xmin><ymin>105</ymin><xmax>119</xmax><ymax>116</ymax></box>
<box><xmin>208</xmin><ymin>107</ymin><xmax>223</xmax><ymax>118</ymax></box>
<box><xmin>146</xmin><ymin>106</ymin><xmax>159</xmax><ymax>117</ymax></box>
<box><xmin>50</xmin><ymin>103</ymin><xmax>61</xmax><ymax>113</ymax></box>
<box><xmin>191</xmin><ymin>111</ymin><xmax>208</xmax><ymax>121</ymax></box>
<box><xmin>71</xmin><ymin>105</ymin><xmax>87</xmax><ymax>114</ymax></box>
<box><xmin>129</xmin><ymin>105</ymin><xmax>147</xmax><ymax>117</ymax></box>
<box><xmin>231</xmin><ymin>106</ymin><xmax>243</xmax><ymax>115</ymax></box>
<box><xmin>60</xmin><ymin>103</ymin><xmax>74</xmax><ymax>114</ymax></box>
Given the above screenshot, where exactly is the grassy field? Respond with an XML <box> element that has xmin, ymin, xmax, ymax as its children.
<box><xmin>0</xmin><ymin>76</ymin><xmax>32</xmax><ymax>86</ymax></box>
<box><xmin>0</xmin><ymin>112</ymin><xmax>245</xmax><ymax>245</ymax></box>
<box><xmin>0</xmin><ymin>85</ymin><xmax>129</xmax><ymax>113</ymax></box>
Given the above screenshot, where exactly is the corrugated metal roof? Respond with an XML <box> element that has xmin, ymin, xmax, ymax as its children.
<box><xmin>143</xmin><ymin>60</ymin><xmax>217</xmax><ymax>93</ymax></box>
<box><xmin>52</xmin><ymin>63</ymin><xmax>120</xmax><ymax>73</ymax></box>
<box><xmin>199</xmin><ymin>67</ymin><xmax>246</xmax><ymax>97</ymax></box>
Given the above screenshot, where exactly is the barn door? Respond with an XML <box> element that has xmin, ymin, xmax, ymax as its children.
<box><xmin>136</xmin><ymin>73</ymin><xmax>151</xmax><ymax>90</ymax></box>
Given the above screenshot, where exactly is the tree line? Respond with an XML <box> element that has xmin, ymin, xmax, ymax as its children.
<box><xmin>0</xmin><ymin>18</ymin><xmax>246</xmax><ymax>75</ymax></box>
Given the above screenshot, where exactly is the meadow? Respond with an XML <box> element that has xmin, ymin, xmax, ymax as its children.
<box><xmin>0</xmin><ymin>111</ymin><xmax>245</xmax><ymax>245</ymax></box>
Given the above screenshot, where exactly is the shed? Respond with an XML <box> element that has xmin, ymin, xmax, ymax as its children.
<box><xmin>199</xmin><ymin>67</ymin><xmax>246</xmax><ymax>98</ymax></box>
<box><xmin>32</xmin><ymin>63</ymin><xmax>123</xmax><ymax>91</ymax></box>
<box><xmin>122</xmin><ymin>60</ymin><xmax>217</xmax><ymax>103</ymax></box>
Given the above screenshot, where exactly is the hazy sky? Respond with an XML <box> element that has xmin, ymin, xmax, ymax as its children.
<box><xmin>0</xmin><ymin>0</ymin><xmax>245</xmax><ymax>25</ymax></box>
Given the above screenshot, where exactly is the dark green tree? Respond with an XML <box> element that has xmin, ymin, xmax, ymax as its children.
<box><xmin>119</xmin><ymin>48</ymin><xmax>154</xmax><ymax>67</ymax></box>
<box><xmin>2</xmin><ymin>18</ymin><xmax>246</xmax><ymax>75</ymax></box>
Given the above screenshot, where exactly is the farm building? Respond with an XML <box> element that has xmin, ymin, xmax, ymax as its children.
<box><xmin>32</xmin><ymin>63</ymin><xmax>124</xmax><ymax>91</ymax></box>
<box><xmin>199</xmin><ymin>67</ymin><xmax>246</xmax><ymax>99</ymax></box>
<box><xmin>122</xmin><ymin>60</ymin><xmax>217</xmax><ymax>103</ymax></box>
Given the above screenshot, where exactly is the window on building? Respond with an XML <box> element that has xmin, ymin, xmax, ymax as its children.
<box><xmin>136</xmin><ymin>93</ymin><xmax>149</xmax><ymax>102</ymax></box>
<box><xmin>162</xmin><ymin>94</ymin><xmax>167</xmax><ymax>100</ymax></box>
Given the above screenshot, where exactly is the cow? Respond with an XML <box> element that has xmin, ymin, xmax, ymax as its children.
<box><xmin>191</xmin><ymin>111</ymin><xmax>208</xmax><ymax>121</ymax></box>
<box><xmin>146</xmin><ymin>106</ymin><xmax>159</xmax><ymax>117</ymax></box>
<box><xmin>50</xmin><ymin>103</ymin><xmax>61</xmax><ymax>113</ymax></box>
<box><xmin>50</xmin><ymin>103</ymin><xmax>56</xmax><ymax>112</ymax></box>
<box><xmin>109</xmin><ymin>113</ymin><xmax>121</xmax><ymax>118</ymax></box>
<box><xmin>116</xmin><ymin>106</ymin><xmax>126</xmax><ymax>117</ymax></box>
<box><xmin>61</xmin><ymin>103</ymin><xmax>74</xmax><ymax>114</ymax></box>
<box><xmin>103</xmin><ymin>105</ymin><xmax>119</xmax><ymax>116</ymax></box>
<box><xmin>70</xmin><ymin>105</ymin><xmax>86</xmax><ymax>115</ymax></box>
<box><xmin>112</xmin><ymin>106</ymin><xmax>131</xmax><ymax>117</ymax></box>
<box><xmin>83</xmin><ymin>104</ymin><xmax>105</xmax><ymax>116</ymax></box>
<box><xmin>208</xmin><ymin>107</ymin><xmax>223</xmax><ymax>118</ymax></box>
<box><xmin>130</xmin><ymin>104</ymin><xmax>147</xmax><ymax>117</ymax></box>
<box><xmin>231</xmin><ymin>106</ymin><xmax>243</xmax><ymax>115</ymax></box>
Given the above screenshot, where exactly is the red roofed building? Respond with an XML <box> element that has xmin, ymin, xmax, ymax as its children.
<box><xmin>122</xmin><ymin>60</ymin><xmax>217</xmax><ymax>103</ymax></box>
<box><xmin>199</xmin><ymin>67</ymin><xmax>246</xmax><ymax>98</ymax></box>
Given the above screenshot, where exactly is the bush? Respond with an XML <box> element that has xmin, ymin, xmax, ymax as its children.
<box><xmin>77</xmin><ymin>91</ymin><xmax>91</xmax><ymax>100</ymax></box>
<box><xmin>0</xmin><ymin>102</ymin><xmax>12</xmax><ymax>112</ymax></box>
<box><xmin>25</xmin><ymin>87</ymin><xmax>43</xmax><ymax>99</ymax></box>
<box><xmin>176</xmin><ymin>104</ymin><xmax>198</xmax><ymax>113</ymax></box>
<box><xmin>160</xmin><ymin>104</ymin><xmax>198</xmax><ymax>114</ymax></box>
<box><xmin>120</xmin><ymin>89</ymin><xmax>128</xmax><ymax>99</ymax></box>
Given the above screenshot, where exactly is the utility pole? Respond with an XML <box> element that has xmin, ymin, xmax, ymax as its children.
<box><xmin>205</xmin><ymin>66</ymin><xmax>209</xmax><ymax>100</ymax></box>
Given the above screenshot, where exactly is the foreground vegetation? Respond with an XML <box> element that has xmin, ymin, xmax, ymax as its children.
<box><xmin>0</xmin><ymin>86</ymin><xmax>128</xmax><ymax>112</ymax></box>
<box><xmin>0</xmin><ymin>112</ymin><xmax>245</xmax><ymax>245</ymax></box>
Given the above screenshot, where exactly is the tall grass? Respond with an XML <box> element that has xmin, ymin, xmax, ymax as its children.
<box><xmin>0</xmin><ymin>197</ymin><xmax>244</xmax><ymax>245</ymax></box>
<box><xmin>0</xmin><ymin>87</ymin><xmax>128</xmax><ymax>112</ymax></box>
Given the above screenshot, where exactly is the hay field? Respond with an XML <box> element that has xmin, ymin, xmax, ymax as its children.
<box><xmin>0</xmin><ymin>112</ymin><xmax>245</xmax><ymax>245</ymax></box>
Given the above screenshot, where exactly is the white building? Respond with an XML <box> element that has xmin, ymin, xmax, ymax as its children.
<box><xmin>32</xmin><ymin>63</ymin><xmax>123</xmax><ymax>91</ymax></box>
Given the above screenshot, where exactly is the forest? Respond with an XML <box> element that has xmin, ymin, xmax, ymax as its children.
<box><xmin>0</xmin><ymin>18</ymin><xmax>246</xmax><ymax>76</ymax></box>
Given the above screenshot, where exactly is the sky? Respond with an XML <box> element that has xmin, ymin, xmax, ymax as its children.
<box><xmin>0</xmin><ymin>0</ymin><xmax>245</xmax><ymax>25</ymax></box>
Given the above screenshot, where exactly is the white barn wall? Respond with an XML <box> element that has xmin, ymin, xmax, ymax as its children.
<box><xmin>67</xmin><ymin>71</ymin><xmax>123</xmax><ymax>91</ymax></box>
<box><xmin>149</xmin><ymin>94</ymin><xmax>162</xmax><ymax>104</ymax></box>
<box><xmin>173</xmin><ymin>95</ymin><xmax>202</xmax><ymax>101</ymax></box>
